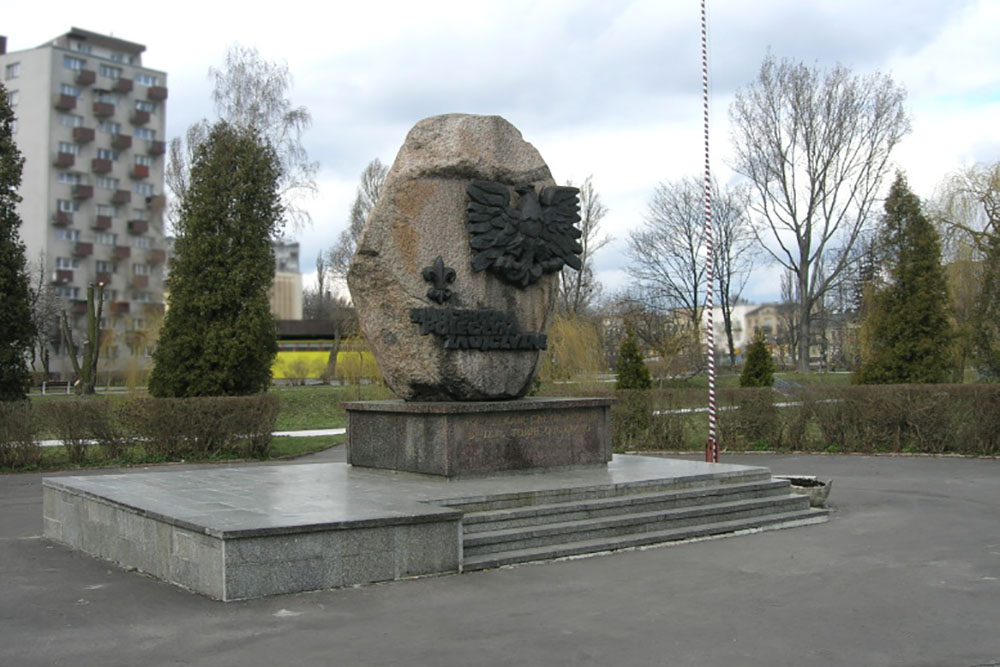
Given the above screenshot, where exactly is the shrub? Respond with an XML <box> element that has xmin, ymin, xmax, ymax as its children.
<box><xmin>0</xmin><ymin>401</ymin><xmax>40</xmax><ymax>469</ymax></box>
<box><xmin>740</xmin><ymin>330</ymin><xmax>775</xmax><ymax>387</ymax></box>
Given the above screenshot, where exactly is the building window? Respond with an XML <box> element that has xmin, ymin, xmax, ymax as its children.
<box><xmin>98</xmin><ymin>120</ymin><xmax>121</xmax><ymax>135</ymax></box>
<box><xmin>59</xmin><ymin>113</ymin><xmax>84</xmax><ymax>128</ymax></box>
<box><xmin>4</xmin><ymin>62</ymin><xmax>19</xmax><ymax>80</ymax></box>
<box><xmin>134</xmin><ymin>127</ymin><xmax>155</xmax><ymax>141</ymax></box>
<box><xmin>56</xmin><ymin>228</ymin><xmax>81</xmax><ymax>242</ymax></box>
<box><xmin>132</xmin><ymin>263</ymin><xmax>150</xmax><ymax>276</ymax></box>
<box><xmin>96</xmin><ymin>232</ymin><xmax>118</xmax><ymax>245</ymax></box>
<box><xmin>134</xmin><ymin>99</ymin><xmax>155</xmax><ymax>113</ymax></box>
<box><xmin>57</xmin><ymin>141</ymin><xmax>80</xmax><ymax>155</ymax></box>
<box><xmin>130</xmin><ymin>236</ymin><xmax>151</xmax><ymax>248</ymax></box>
<box><xmin>57</xmin><ymin>199</ymin><xmax>80</xmax><ymax>213</ymax></box>
<box><xmin>96</xmin><ymin>176</ymin><xmax>120</xmax><ymax>190</ymax></box>
<box><xmin>134</xmin><ymin>182</ymin><xmax>154</xmax><ymax>197</ymax></box>
<box><xmin>72</xmin><ymin>41</ymin><xmax>92</xmax><ymax>54</ymax></box>
<box><xmin>99</xmin><ymin>64</ymin><xmax>122</xmax><ymax>79</ymax></box>
<box><xmin>56</xmin><ymin>257</ymin><xmax>80</xmax><ymax>269</ymax></box>
<box><xmin>63</xmin><ymin>55</ymin><xmax>86</xmax><ymax>71</ymax></box>
<box><xmin>5</xmin><ymin>90</ymin><xmax>17</xmax><ymax>107</ymax></box>
<box><xmin>96</xmin><ymin>204</ymin><xmax>117</xmax><ymax>217</ymax></box>
<box><xmin>60</xmin><ymin>84</ymin><xmax>82</xmax><ymax>98</ymax></box>
<box><xmin>110</xmin><ymin>52</ymin><xmax>133</xmax><ymax>65</ymax></box>
<box><xmin>57</xmin><ymin>172</ymin><xmax>83</xmax><ymax>184</ymax></box>
<box><xmin>134</xmin><ymin>291</ymin><xmax>151</xmax><ymax>302</ymax></box>
<box><xmin>135</xmin><ymin>73</ymin><xmax>158</xmax><ymax>86</ymax></box>
<box><xmin>96</xmin><ymin>260</ymin><xmax>117</xmax><ymax>274</ymax></box>
<box><xmin>95</xmin><ymin>91</ymin><xmax>119</xmax><ymax>105</ymax></box>
<box><xmin>55</xmin><ymin>286</ymin><xmax>81</xmax><ymax>299</ymax></box>
<box><xmin>135</xmin><ymin>155</ymin><xmax>153</xmax><ymax>167</ymax></box>
<box><xmin>96</xmin><ymin>148</ymin><xmax>119</xmax><ymax>161</ymax></box>
<box><xmin>130</xmin><ymin>208</ymin><xmax>148</xmax><ymax>221</ymax></box>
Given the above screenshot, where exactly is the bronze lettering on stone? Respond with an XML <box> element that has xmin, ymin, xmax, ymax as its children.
<box><xmin>410</xmin><ymin>307</ymin><xmax>547</xmax><ymax>351</ymax></box>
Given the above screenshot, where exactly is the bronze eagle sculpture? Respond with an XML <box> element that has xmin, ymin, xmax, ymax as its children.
<box><xmin>466</xmin><ymin>180</ymin><xmax>583</xmax><ymax>288</ymax></box>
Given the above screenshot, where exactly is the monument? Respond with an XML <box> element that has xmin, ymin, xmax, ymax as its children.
<box><xmin>345</xmin><ymin>114</ymin><xmax>612</xmax><ymax>476</ymax></box>
<box><xmin>41</xmin><ymin>114</ymin><xmax>827</xmax><ymax>601</ymax></box>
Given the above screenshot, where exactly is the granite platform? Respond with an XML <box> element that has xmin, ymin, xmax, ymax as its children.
<box><xmin>42</xmin><ymin>456</ymin><xmax>824</xmax><ymax>601</ymax></box>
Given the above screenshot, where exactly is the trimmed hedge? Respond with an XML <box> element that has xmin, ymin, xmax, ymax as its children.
<box><xmin>618</xmin><ymin>384</ymin><xmax>1000</xmax><ymax>456</ymax></box>
<box><xmin>0</xmin><ymin>394</ymin><xmax>279</xmax><ymax>470</ymax></box>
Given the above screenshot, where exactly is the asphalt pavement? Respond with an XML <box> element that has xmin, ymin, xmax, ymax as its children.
<box><xmin>2</xmin><ymin>448</ymin><xmax>998</xmax><ymax>667</ymax></box>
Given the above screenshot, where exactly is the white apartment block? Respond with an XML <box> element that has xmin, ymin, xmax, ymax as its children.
<box><xmin>270</xmin><ymin>240</ymin><xmax>303</xmax><ymax>320</ymax></box>
<box><xmin>1</xmin><ymin>28</ymin><xmax>168</xmax><ymax>380</ymax></box>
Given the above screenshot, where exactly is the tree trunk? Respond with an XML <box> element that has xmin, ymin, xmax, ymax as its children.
<box><xmin>797</xmin><ymin>295</ymin><xmax>811</xmax><ymax>373</ymax></box>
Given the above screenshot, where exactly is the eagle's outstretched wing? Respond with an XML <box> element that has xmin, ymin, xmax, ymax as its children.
<box><xmin>539</xmin><ymin>186</ymin><xmax>583</xmax><ymax>272</ymax></box>
<box><xmin>466</xmin><ymin>180</ymin><xmax>519</xmax><ymax>273</ymax></box>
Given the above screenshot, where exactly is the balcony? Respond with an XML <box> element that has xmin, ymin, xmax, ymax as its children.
<box><xmin>92</xmin><ymin>215</ymin><xmax>113</xmax><ymax>231</ymax></box>
<box><xmin>131</xmin><ymin>274</ymin><xmax>149</xmax><ymax>289</ymax></box>
<box><xmin>71</xmin><ymin>184</ymin><xmax>93</xmax><ymax>200</ymax></box>
<box><xmin>92</xmin><ymin>101</ymin><xmax>115</xmax><ymax>118</ymax></box>
<box><xmin>53</xmin><ymin>152</ymin><xmax>75</xmax><ymax>168</ymax></box>
<box><xmin>110</xmin><ymin>134</ymin><xmax>132</xmax><ymax>150</ymax></box>
<box><xmin>72</xmin><ymin>126</ymin><xmax>95</xmax><ymax>143</ymax></box>
<box><xmin>130</xmin><ymin>109</ymin><xmax>150</xmax><ymax>126</ymax></box>
<box><xmin>109</xmin><ymin>301</ymin><xmax>130</xmax><ymax>315</ymax></box>
<box><xmin>111</xmin><ymin>190</ymin><xmax>131</xmax><ymax>204</ymax></box>
<box><xmin>147</xmin><ymin>86</ymin><xmax>168</xmax><ymax>101</ymax></box>
<box><xmin>53</xmin><ymin>93</ymin><xmax>77</xmax><ymax>111</ymax></box>
<box><xmin>149</xmin><ymin>140</ymin><xmax>165</xmax><ymax>156</ymax></box>
<box><xmin>112</xmin><ymin>246</ymin><xmax>131</xmax><ymax>260</ymax></box>
<box><xmin>52</xmin><ymin>211</ymin><xmax>73</xmax><ymax>226</ymax></box>
<box><xmin>71</xmin><ymin>299</ymin><xmax>88</xmax><ymax>315</ymax></box>
<box><xmin>95</xmin><ymin>272</ymin><xmax>113</xmax><ymax>286</ymax></box>
<box><xmin>143</xmin><ymin>302</ymin><xmax>165</xmax><ymax>316</ymax></box>
<box><xmin>73</xmin><ymin>242</ymin><xmax>93</xmax><ymax>258</ymax></box>
<box><xmin>147</xmin><ymin>248</ymin><xmax>166</xmax><ymax>264</ymax></box>
<box><xmin>112</xmin><ymin>77</ymin><xmax>133</xmax><ymax>93</ymax></box>
<box><xmin>130</xmin><ymin>164</ymin><xmax>149</xmax><ymax>179</ymax></box>
<box><xmin>146</xmin><ymin>194</ymin><xmax>166</xmax><ymax>210</ymax></box>
<box><xmin>91</xmin><ymin>158</ymin><xmax>113</xmax><ymax>174</ymax></box>
<box><xmin>51</xmin><ymin>270</ymin><xmax>73</xmax><ymax>285</ymax></box>
<box><xmin>75</xmin><ymin>69</ymin><xmax>96</xmax><ymax>86</ymax></box>
<box><xmin>127</xmin><ymin>219</ymin><xmax>148</xmax><ymax>235</ymax></box>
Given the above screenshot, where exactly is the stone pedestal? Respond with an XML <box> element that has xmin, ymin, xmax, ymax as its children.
<box><xmin>345</xmin><ymin>397</ymin><xmax>612</xmax><ymax>477</ymax></box>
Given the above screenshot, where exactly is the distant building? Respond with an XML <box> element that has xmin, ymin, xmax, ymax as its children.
<box><xmin>269</xmin><ymin>240</ymin><xmax>302</xmax><ymax>320</ymax></box>
<box><xmin>1</xmin><ymin>28</ymin><xmax>168</xmax><ymax>379</ymax></box>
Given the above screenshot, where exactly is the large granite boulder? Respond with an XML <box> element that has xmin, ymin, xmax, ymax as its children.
<box><xmin>347</xmin><ymin>114</ymin><xmax>564</xmax><ymax>401</ymax></box>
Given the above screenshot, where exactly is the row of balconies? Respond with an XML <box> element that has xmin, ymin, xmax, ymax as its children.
<box><xmin>53</xmin><ymin>146</ymin><xmax>164</xmax><ymax>169</ymax></box>
<box><xmin>57</xmin><ymin>73</ymin><xmax>167</xmax><ymax>101</ymax></box>
<box><xmin>51</xmin><ymin>212</ymin><xmax>162</xmax><ymax>235</ymax></box>
<box><xmin>54</xmin><ymin>93</ymin><xmax>164</xmax><ymax>121</ymax></box>
<box><xmin>65</xmin><ymin>299</ymin><xmax>166</xmax><ymax>317</ymax></box>
<box><xmin>68</xmin><ymin>186</ymin><xmax>134</xmax><ymax>204</ymax></box>
<box><xmin>53</xmin><ymin>243</ymin><xmax>165</xmax><ymax>263</ymax></box>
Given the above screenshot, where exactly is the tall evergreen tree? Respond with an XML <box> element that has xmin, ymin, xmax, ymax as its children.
<box><xmin>975</xmin><ymin>235</ymin><xmax>1000</xmax><ymax>378</ymax></box>
<box><xmin>615</xmin><ymin>324</ymin><xmax>652</xmax><ymax>390</ymax></box>
<box><xmin>149</xmin><ymin>122</ymin><xmax>281</xmax><ymax>397</ymax></box>
<box><xmin>855</xmin><ymin>174</ymin><xmax>952</xmax><ymax>384</ymax></box>
<box><xmin>0</xmin><ymin>82</ymin><xmax>35</xmax><ymax>401</ymax></box>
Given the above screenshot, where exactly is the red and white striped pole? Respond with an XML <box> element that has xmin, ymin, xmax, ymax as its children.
<box><xmin>701</xmin><ymin>0</ymin><xmax>719</xmax><ymax>463</ymax></box>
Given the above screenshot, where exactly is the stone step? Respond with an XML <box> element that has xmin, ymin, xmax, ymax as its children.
<box><xmin>461</xmin><ymin>507</ymin><xmax>829</xmax><ymax>572</ymax></box>
<box><xmin>462</xmin><ymin>479</ymin><xmax>792</xmax><ymax>534</ymax></box>
<box><xmin>440</xmin><ymin>468</ymin><xmax>774</xmax><ymax>513</ymax></box>
<box><xmin>463</xmin><ymin>494</ymin><xmax>811</xmax><ymax>557</ymax></box>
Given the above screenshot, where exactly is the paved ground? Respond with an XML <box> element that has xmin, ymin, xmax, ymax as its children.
<box><xmin>2</xmin><ymin>448</ymin><xmax>998</xmax><ymax>667</ymax></box>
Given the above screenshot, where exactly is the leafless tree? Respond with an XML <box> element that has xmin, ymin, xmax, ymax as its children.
<box><xmin>27</xmin><ymin>253</ymin><xmax>60</xmax><ymax>377</ymax></box>
<box><xmin>710</xmin><ymin>182</ymin><xmax>756</xmax><ymax>368</ymax></box>
<box><xmin>557</xmin><ymin>175</ymin><xmax>611</xmax><ymax>317</ymax></box>
<box><xmin>627</xmin><ymin>177</ymin><xmax>710</xmax><ymax>354</ymax></box>
<box><xmin>729</xmin><ymin>54</ymin><xmax>909</xmax><ymax>372</ymax></box>
<box><xmin>934</xmin><ymin>161</ymin><xmax>1000</xmax><ymax>255</ymax></box>
<box><xmin>327</xmin><ymin>158</ymin><xmax>388</xmax><ymax>283</ymax></box>
<box><xmin>166</xmin><ymin>45</ymin><xmax>317</xmax><ymax>231</ymax></box>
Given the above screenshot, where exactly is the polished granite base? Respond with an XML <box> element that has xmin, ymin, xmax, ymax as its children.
<box><xmin>43</xmin><ymin>456</ymin><xmax>784</xmax><ymax>601</ymax></box>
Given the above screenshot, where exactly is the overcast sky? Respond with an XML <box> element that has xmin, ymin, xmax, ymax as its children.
<box><xmin>6</xmin><ymin>0</ymin><xmax>999</xmax><ymax>303</ymax></box>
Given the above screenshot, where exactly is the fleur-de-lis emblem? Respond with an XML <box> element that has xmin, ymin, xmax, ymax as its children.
<box><xmin>422</xmin><ymin>255</ymin><xmax>456</xmax><ymax>304</ymax></box>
